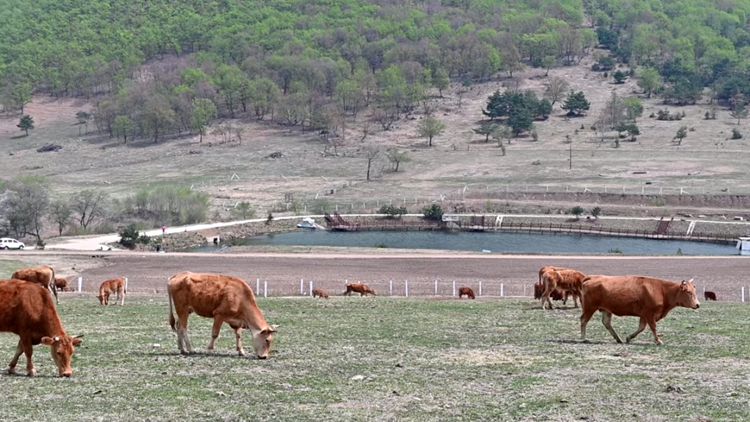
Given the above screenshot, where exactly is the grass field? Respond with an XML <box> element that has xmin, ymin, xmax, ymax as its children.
<box><xmin>0</xmin><ymin>295</ymin><xmax>747</xmax><ymax>421</ymax></box>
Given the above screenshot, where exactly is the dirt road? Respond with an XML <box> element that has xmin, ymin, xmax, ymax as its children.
<box><xmin>4</xmin><ymin>251</ymin><xmax>747</xmax><ymax>302</ymax></box>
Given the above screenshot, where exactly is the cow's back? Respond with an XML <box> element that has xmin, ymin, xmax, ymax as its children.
<box><xmin>0</xmin><ymin>280</ymin><xmax>58</xmax><ymax>341</ymax></box>
<box><xmin>12</xmin><ymin>266</ymin><xmax>54</xmax><ymax>285</ymax></box>
<box><xmin>582</xmin><ymin>276</ymin><xmax>662</xmax><ymax>317</ymax></box>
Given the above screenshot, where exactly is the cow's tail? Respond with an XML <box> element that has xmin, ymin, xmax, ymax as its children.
<box><xmin>168</xmin><ymin>283</ymin><xmax>177</xmax><ymax>332</ymax></box>
<box><xmin>49</xmin><ymin>266</ymin><xmax>59</xmax><ymax>303</ymax></box>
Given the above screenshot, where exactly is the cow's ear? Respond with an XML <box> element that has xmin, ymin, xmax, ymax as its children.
<box><xmin>72</xmin><ymin>337</ymin><xmax>83</xmax><ymax>347</ymax></box>
<box><xmin>41</xmin><ymin>336</ymin><xmax>55</xmax><ymax>346</ymax></box>
<box><xmin>261</xmin><ymin>327</ymin><xmax>276</xmax><ymax>335</ymax></box>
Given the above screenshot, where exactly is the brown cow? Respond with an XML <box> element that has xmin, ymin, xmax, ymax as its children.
<box><xmin>343</xmin><ymin>283</ymin><xmax>376</xmax><ymax>296</ymax></box>
<box><xmin>97</xmin><ymin>277</ymin><xmax>126</xmax><ymax>306</ymax></box>
<box><xmin>704</xmin><ymin>291</ymin><xmax>717</xmax><ymax>301</ymax></box>
<box><xmin>458</xmin><ymin>287</ymin><xmax>476</xmax><ymax>299</ymax></box>
<box><xmin>538</xmin><ymin>265</ymin><xmax>571</xmax><ymax>283</ymax></box>
<box><xmin>0</xmin><ymin>280</ymin><xmax>82</xmax><ymax>377</ymax></box>
<box><xmin>541</xmin><ymin>269</ymin><xmax>586</xmax><ymax>309</ymax></box>
<box><xmin>533</xmin><ymin>283</ymin><xmax>566</xmax><ymax>301</ymax></box>
<box><xmin>167</xmin><ymin>272</ymin><xmax>276</xmax><ymax>358</ymax></box>
<box><xmin>55</xmin><ymin>277</ymin><xmax>71</xmax><ymax>292</ymax></box>
<box><xmin>312</xmin><ymin>288</ymin><xmax>329</xmax><ymax>299</ymax></box>
<box><xmin>580</xmin><ymin>275</ymin><xmax>700</xmax><ymax>345</ymax></box>
<box><xmin>11</xmin><ymin>265</ymin><xmax>58</xmax><ymax>304</ymax></box>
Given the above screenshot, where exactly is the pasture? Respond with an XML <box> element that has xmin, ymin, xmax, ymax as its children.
<box><xmin>0</xmin><ymin>295</ymin><xmax>747</xmax><ymax>421</ymax></box>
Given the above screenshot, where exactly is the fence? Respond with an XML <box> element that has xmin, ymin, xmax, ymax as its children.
<box><xmin>69</xmin><ymin>276</ymin><xmax>750</xmax><ymax>303</ymax></box>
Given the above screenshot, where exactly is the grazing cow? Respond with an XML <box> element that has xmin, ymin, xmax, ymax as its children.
<box><xmin>580</xmin><ymin>275</ymin><xmax>700</xmax><ymax>345</ymax></box>
<box><xmin>97</xmin><ymin>277</ymin><xmax>126</xmax><ymax>306</ymax></box>
<box><xmin>704</xmin><ymin>291</ymin><xmax>717</xmax><ymax>301</ymax></box>
<box><xmin>343</xmin><ymin>283</ymin><xmax>376</xmax><ymax>296</ymax></box>
<box><xmin>0</xmin><ymin>280</ymin><xmax>83</xmax><ymax>377</ymax></box>
<box><xmin>167</xmin><ymin>272</ymin><xmax>276</xmax><ymax>359</ymax></box>
<box><xmin>541</xmin><ymin>269</ymin><xmax>587</xmax><ymax>309</ymax></box>
<box><xmin>458</xmin><ymin>287</ymin><xmax>476</xmax><ymax>299</ymax></box>
<box><xmin>538</xmin><ymin>265</ymin><xmax>571</xmax><ymax>283</ymax></box>
<box><xmin>54</xmin><ymin>277</ymin><xmax>71</xmax><ymax>292</ymax></box>
<box><xmin>312</xmin><ymin>288</ymin><xmax>329</xmax><ymax>299</ymax></box>
<box><xmin>533</xmin><ymin>283</ymin><xmax>565</xmax><ymax>301</ymax></box>
<box><xmin>11</xmin><ymin>265</ymin><xmax>58</xmax><ymax>304</ymax></box>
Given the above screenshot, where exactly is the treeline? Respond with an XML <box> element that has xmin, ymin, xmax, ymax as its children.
<box><xmin>589</xmin><ymin>0</ymin><xmax>750</xmax><ymax>104</ymax></box>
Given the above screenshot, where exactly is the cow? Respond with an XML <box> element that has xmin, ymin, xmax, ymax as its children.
<box><xmin>343</xmin><ymin>283</ymin><xmax>376</xmax><ymax>296</ymax></box>
<box><xmin>458</xmin><ymin>287</ymin><xmax>475</xmax><ymax>299</ymax></box>
<box><xmin>11</xmin><ymin>265</ymin><xmax>58</xmax><ymax>304</ymax></box>
<box><xmin>167</xmin><ymin>272</ymin><xmax>276</xmax><ymax>359</ymax></box>
<box><xmin>580</xmin><ymin>275</ymin><xmax>700</xmax><ymax>345</ymax></box>
<box><xmin>97</xmin><ymin>277</ymin><xmax>126</xmax><ymax>306</ymax></box>
<box><xmin>540</xmin><ymin>269</ymin><xmax>587</xmax><ymax>309</ymax></box>
<box><xmin>0</xmin><ymin>280</ymin><xmax>82</xmax><ymax>377</ymax></box>
<box><xmin>312</xmin><ymin>288</ymin><xmax>329</xmax><ymax>299</ymax></box>
<box><xmin>533</xmin><ymin>283</ymin><xmax>565</xmax><ymax>301</ymax></box>
<box><xmin>538</xmin><ymin>265</ymin><xmax>571</xmax><ymax>284</ymax></box>
<box><xmin>55</xmin><ymin>277</ymin><xmax>71</xmax><ymax>292</ymax></box>
<box><xmin>704</xmin><ymin>291</ymin><xmax>717</xmax><ymax>301</ymax></box>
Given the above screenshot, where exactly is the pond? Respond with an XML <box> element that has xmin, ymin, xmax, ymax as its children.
<box><xmin>199</xmin><ymin>230</ymin><xmax>738</xmax><ymax>256</ymax></box>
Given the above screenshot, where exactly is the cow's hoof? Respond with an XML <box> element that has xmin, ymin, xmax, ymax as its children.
<box><xmin>237</xmin><ymin>350</ymin><xmax>246</xmax><ymax>357</ymax></box>
<box><xmin>26</xmin><ymin>370</ymin><xmax>36</xmax><ymax>377</ymax></box>
<box><xmin>7</xmin><ymin>367</ymin><xmax>16</xmax><ymax>375</ymax></box>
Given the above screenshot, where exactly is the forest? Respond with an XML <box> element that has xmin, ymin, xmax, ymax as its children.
<box><xmin>1</xmin><ymin>0</ymin><xmax>748</xmax><ymax>143</ymax></box>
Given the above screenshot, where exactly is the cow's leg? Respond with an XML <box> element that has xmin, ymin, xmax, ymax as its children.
<box><xmin>541</xmin><ymin>289</ymin><xmax>553</xmax><ymax>310</ymax></box>
<box><xmin>646</xmin><ymin>319</ymin><xmax>662</xmax><ymax>345</ymax></box>
<box><xmin>626</xmin><ymin>318</ymin><xmax>648</xmax><ymax>343</ymax></box>
<box><xmin>21</xmin><ymin>338</ymin><xmax>35</xmax><ymax>377</ymax></box>
<box><xmin>7</xmin><ymin>340</ymin><xmax>23</xmax><ymax>375</ymax></box>
<box><xmin>580</xmin><ymin>308</ymin><xmax>596</xmax><ymax>341</ymax></box>
<box><xmin>50</xmin><ymin>284</ymin><xmax>59</xmax><ymax>305</ymax></box>
<box><xmin>601</xmin><ymin>311</ymin><xmax>623</xmax><ymax>343</ymax></box>
<box><xmin>562</xmin><ymin>291</ymin><xmax>568</xmax><ymax>305</ymax></box>
<box><xmin>119</xmin><ymin>288</ymin><xmax>125</xmax><ymax>306</ymax></box>
<box><xmin>232</xmin><ymin>326</ymin><xmax>246</xmax><ymax>356</ymax></box>
<box><xmin>208</xmin><ymin>318</ymin><xmax>223</xmax><ymax>351</ymax></box>
<box><xmin>572</xmin><ymin>293</ymin><xmax>579</xmax><ymax>308</ymax></box>
<box><xmin>176</xmin><ymin>313</ymin><xmax>193</xmax><ymax>354</ymax></box>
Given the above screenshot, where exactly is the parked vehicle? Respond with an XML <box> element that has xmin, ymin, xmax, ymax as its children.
<box><xmin>0</xmin><ymin>238</ymin><xmax>25</xmax><ymax>250</ymax></box>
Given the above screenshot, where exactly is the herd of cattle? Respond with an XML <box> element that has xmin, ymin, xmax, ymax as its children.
<box><xmin>0</xmin><ymin>264</ymin><xmax>713</xmax><ymax>378</ymax></box>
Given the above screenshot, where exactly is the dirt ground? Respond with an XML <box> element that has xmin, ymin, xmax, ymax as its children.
<box><xmin>3</xmin><ymin>251</ymin><xmax>747</xmax><ymax>303</ymax></box>
<box><xmin>1</xmin><ymin>53</ymin><xmax>748</xmax><ymax>218</ymax></box>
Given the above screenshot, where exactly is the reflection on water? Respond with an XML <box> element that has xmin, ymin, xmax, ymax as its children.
<box><xmin>194</xmin><ymin>230</ymin><xmax>737</xmax><ymax>256</ymax></box>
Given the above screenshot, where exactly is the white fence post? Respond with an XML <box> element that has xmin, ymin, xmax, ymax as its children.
<box><xmin>389</xmin><ymin>280</ymin><xmax>393</xmax><ymax>296</ymax></box>
<box><xmin>309</xmin><ymin>280</ymin><xmax>313</xmax><ymax>297</ymax></box>
<box><xmin>500</xmin><ymin>283</ymin><xmax>504</xmax><ymax>297</ymax></box>
<box><xmin>452</xmin><ymin>281</ymin><xmax>456</xmax><ymax>297</ymax></box>
<box><xmin>743</xmin><ymin>286</ymin><xmax>746</xmax><ymax>303</ymax></box>
<box><xmin>523</xmin><ymin>285</ymin><xmax>527</xmax><ymax>297</ymax></box>
<box><xmin>77</xmin><ymin>276</ymin><xmax>82</xmax><ymax>293</ymax></box>
<box><xmin>300</xmin><ymin>278</ymin><xmax>304</xmax><ymax>295</ymax></box>
<box><xmin>264</xmin><ymin>280</ymin><xmax>268</xmax><ymax>298</ymax></box>
<box><xmin>479</xmin><ymin>281</ymin><xmax>482</xmax><ymax>296</ymax></box>
<box><xmin>256</xmin><ymin>278</ymin><xmax>260</xmax><ymax>294</ymax></box>
<box><xmin>434</xmin><ymin>279</ymin><xmax>438</xmax><ymax>296</ymax></box>
<box><xmin>124</xmin><ymin>277</ymin><xmax>128</xmax><ymax>293</ymax></box>
<box><xmin>405</xmin><ymin>280</ymin><xmax>409</xmax><ymax>297</ymax></box>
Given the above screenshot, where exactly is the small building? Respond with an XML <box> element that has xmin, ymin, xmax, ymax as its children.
<box><xmin>737</xmin><ymin>237</ymin><xmax>750</xmax><ymax>256</ymax></box>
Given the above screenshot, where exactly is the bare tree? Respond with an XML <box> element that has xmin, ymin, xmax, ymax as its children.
<box><xmin>544</xmin><ymin>77</ymin><xmax>569</xmax><ymax>107</ymax></box>
<box><xmin>49</xmin><ymin>199</ymin><xmax>72</xmax><ymax>236</ymax></box>
<box><xmin>3</xmin><ymin>179</ymin><xmax>49</xmax><ymax>240</ymax></box>
<box><xmin>386</xmin><ymin>148</ymin><xmax>411</xmax><ymax>172</ymax></box>
<box><xmin>71</xmin><ymin>190</ymin><xmax>109</xmax><ymax>230</ymax></box>
<box><xmin>363</xmin><ymin>144</ymin><xmax>382</xmax><ymax>181</ymax></box>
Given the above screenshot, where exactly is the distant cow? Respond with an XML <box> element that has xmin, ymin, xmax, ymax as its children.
<box><xmin>533</xmin><ymin>283</ymin><xmax>565</xmax><ymax>302</ymax></box>
<box><xmin>54</xmin><ymin>277</ymin><xmax>71</xmax><ymax>292</ymax></box>
<box><xmin>458</xmin><ymin>287</ymin><xmax>475</xmax><ymax>299</ymax></box>
<box><xmin>97</xmin><ymin>277</ymin><xmax>126</xmax><ymax>306</ymax></box>
<box><xmin>167</xmin><ymin>272</ymin><xmax>276</xmax><ymax>358</ymax></box>
<box><xmin>0</xmin><ymin>280</ymin><xmax>82</xmax><ymax>377</ymax></box>
<box><xmin>704</xmin><ymin>291</ymin><xmax>717</xmax><ymax>301</ymax></box>
<box><xmin>11</xmin><ymin>265</ymin><xmax>58</xmax><ymax>304</ymax></box>
<box><xmin>312</xmin><ymin>288</ymin><xmax>329</xmax><ymax>299</ymax></box>
<box><xmin>541</xmin><ymin>269</ymin><xmax>587</xmax><ymax>309</ymax></box>
<box><xmin>343</xmin><ymin>283</ymin><xmax>376</xmax><ymax>296</ymax></box>
<box><xmin>580</xmin><ymin>275</ymin><xmax>700</xmax><ymax>345</ymax></box>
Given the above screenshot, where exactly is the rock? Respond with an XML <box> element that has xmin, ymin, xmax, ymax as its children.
<box><xmin>350</xmin><ymin>375</ymin><xmax>366</xmax><ymax>381</ymax></box>
<box><xmin>36</xmin><ymin>144</ymin><xmax>62</xmax><ymax>153</ymax></box>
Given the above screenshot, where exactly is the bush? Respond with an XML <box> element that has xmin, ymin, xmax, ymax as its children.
<box><xmin>570</xmin><ymin>206</ymin><xmax>585</xmax><ymax>219</ymax></box>
<box><xmin>379</xmin><ymin>205</ymin><xmax>407</xmax><ymax>218</ymax></box>
<box><xmin>731</xmin><ymin>128</ymin><xmax>743</xmax><ymax>139</ymax></box>
<box><xmin>118</xmin><ymin>224</ymin><xmax>150</xmax><ymax>249</ymax></box>
<box><xmin>422</xmin><ymin>204</ymin><xmax>444</xmax><ymax>221</ymax></box>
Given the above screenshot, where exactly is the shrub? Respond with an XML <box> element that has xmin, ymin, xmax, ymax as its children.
<box><xmin>119</xmin><ymin>224</ymin><xmax>150</xmax><ymax>249</ymax></box>
<box><xmin>570</xmin><ymin>206</ymin><xmax>585</xmax><ymax>219</ymax></box>
<box><xmin>731</xmin><ymin>128</ymin><xmax>743</xmax><ymax>139</ymax></box>
<box><xmin>422</xmin><ymin>204</ymin><xmax>444</xmax><ymax>221</ymax></box>
<box><xmin>379</xmin><ymin>205</ymin><xmax>407</xmax><ymax>218</ymax></box>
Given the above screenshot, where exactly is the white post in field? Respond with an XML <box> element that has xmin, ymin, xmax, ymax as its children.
<box><xmin>256</xmin><ymin>278</ymin><xmax>260</xmax><ymax>294</ymax></box>
<box><xmin>264</xmin><ymin>280</ymin><xmax>268</xmax><ymax>298</ymax></box>
<box><xmin>434</xmin><ymin>279</ymin><xmax>438</xmax><ymax>296</ymax></box>
<box><xmin>479</xmin><ymin>281</ymin><xmax>482</xmax><ymax>296</ymax></box>
<box><xmin>500</xmin><ymin>283</ymin><xmax>504</xmax><ymax>297</ymax></box>
<box><xmin>300</xmin><ymin>278</ymin><xmax>304</xmax><ymax>295</ymax></box>
<box><xmin>405</xmin><ymin>280</ymin><xmax>409</xmax><ymax>297</ymax></box>
<box><xmin>309</xmin><ymin>280</ymin><xmax>313</xmax><ymax>297</ymax></box>
<box><xmin>77</xmin><ymin>276</ymin><xmax>82</xmax><ymax>293</ymax></box>
<box><xmin>452</xmin><ymin>281</ymin><xmax>456</xmax><ymax>297</ymax></box>
<box><xmin>124</xmin><ymin>277</ymin><xmax>128</xmax><ymax>292</ymax></box>
<box><xmin>389</xmin><ymin>280</ymin><xmax>393</xmax><ymax>296</ymax></box>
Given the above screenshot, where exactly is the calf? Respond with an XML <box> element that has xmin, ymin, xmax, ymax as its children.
<box><xmin>168</xmin><ymin>272</ymin><xmax>276</xmax><ymax>358</ymax></box>
<box><xmin>0</xmin><ymin>280</ymin><xmax>82</xmax><ymax>377</ymax></box>
<box><xmin>541</xmin><ymin>269</ymin><xmax>586</xmax><ymax>309</ymax></box>
<box><xmin>55</xmin><ymin>277</ymin><xmax>71</xmax><ymax>292</ymax></box>
<box><xmin>312</xmin><ymin>288</ymin><xmax>329</xmax><ymax>299</ymax></box>
<box><xmin>11</xmin><ymin>265</ymin><xmax>58</xmax><ymax>304</ymax></box>
<box><xmin>580</xmin><ymin>275</ymin><xmax>700</xmax><ymax>345</ymax></box>
<box><xmin>97</xmin><ymin>277</ymin><xmax>126</xmax><ymax>306</ymax></box>
<box><xmin>704</xmin><ymin>291</ymin><xmax>717</xmax><ymax>301</ymax></box>
<box><xmin>458</xmin><ymin>287</ymin><xmax>475</xmax><ymax>299</ymax></box>
<box><xmin>343</xmin><ymin>283</ymin><xmax>376</xmax><ymax>296</ymax></box>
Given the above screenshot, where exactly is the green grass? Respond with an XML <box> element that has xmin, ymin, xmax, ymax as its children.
<box><xmin>0</xmin><ymin>296</ymin><xmax>747</xmax><ymax>421</ymax></box>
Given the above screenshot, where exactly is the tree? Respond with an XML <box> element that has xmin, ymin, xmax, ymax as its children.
<box><xmin>473</xmin><ymin>122</ymin><xmax>499</xmax><ymax>142</ymax></box>
<box><xmin>570</xmin><ymin>205</ymin><xmax>584</xmax><ymax>220</ymax></box>
<box><xmin>542</xmin><ymin>56</ymin><xmax>555</xmax><ymax>76</ymax></box>
<box><xmin>637</xmin><ymin>67</ymin><xmax>661</xmax><ymax>98</ymax></box>
<box><xmin>561</xmin><ymin>91</ymin><xmax>590</xmax><ymax>117</ymax></box>
<box><xmin>363</xmin><ymin>144</ymin><xmax>382</xmax><ymax>181</ymax></box>
<box><xmin>3</xmin><ymin>178</ymin><xmax>49</xmax><ymax>240</ymax></box>
<box><xmin>17</xmin><ymin>115</ymin><xmax>34</xmax><ymax>136</ymax></box>
<box><xmin>232</xmin><ymin>202</ymin><xmax>256</xmax><ymax>220</ymax></box>
<box><xmin>71</xmin><ymin>190</ymin><xmax>108</xmax><ymax>230</ymax></box>
<box><xmin>76</xmin><ymin>111</ymin><xmax>91</xmax><ymax>135</ymax></box>
<box><xmin>673</xmin><ymin>126</ymin><xmax>688</xmax><ymax>145</ymax></box>
<box><xmin>508</xmin><ymin>107</ymin><xmax>533</xmax><ymax>135</ymax></box>
<box><xmin>544</xmin><ymin>77</ymin><xmax>569</xmax><ymax>107</ymax></box>
<box><xmin>418</xmin><ymin>115</ymin><xmax>445</xmax><ymax>147</ymax></box>
<box><xmin>143</xmin><ymin>95</ymin><xmax>177</xmax><ymax>143</ymax></box>
<box><xmin>422</xmin><ymin>204</ymin><xmax>444</xmax><ymax>221</ymax></box>
<box><xmin>386</xmin><ymin>148</ymin><xmax>410</xmax><ymax>172</ymax></box>
<box><xmin>613</xmin><ymin>70</ymin><xmax>627</xmax><ymax>84</ymax></box>
<box><xmin>113</xmin><ymin>115</ymin><xmax>135</xmax><ymax>144</ymax></box>
<box><xmin>5</xmin><ymin>81</ymin><xmax>32</xmax><ymax>114</ymax></box>
<box><xmin>432</xmin><ymin>68</ymin><xmax>450</xmax><ymax>97</ymax></box>
<box><xmin>591</xmin><ymin>207</ymin><xmax>602</xmax><ymax>219</ymax></box>
<box><xmin>49</xmin><ymin>199</ymin><xmax>72</xmax><ymax>236</ymax></box>
<box><xmin>491</xmin><ymin>125</ymin><xmax>512</xmax><ymax>155</ymax></box>
<box><xmin>191</xmin><ymin>98</ymin><xmax>218</xmax><ymax>142</ymax></box>
<box><xmin>730</xmin><ymin>95</ymin><xmax>748</xmax><ymax>125</ymax></box>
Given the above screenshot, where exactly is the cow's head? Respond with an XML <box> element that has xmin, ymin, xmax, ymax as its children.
<box><xmin>252</xmin><ymin>327</ymin><xmax>277</xmax><ymax>359</ymax></box>
<box><xmin>96</xmin><ymin>294</ymin><xmax>105</xmax><ymax>305</ymax></box>
<box><xmin>41</xmin><ymin>335</ymin><xmax>83</xmax><ymax>377</ymax></box>
<box><xmin>678</xmin><ymin>279</ymin><xmax>700</xmax><ymax>309</ymax></box>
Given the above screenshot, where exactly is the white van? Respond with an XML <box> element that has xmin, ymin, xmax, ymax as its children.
<box><xmin>0</xmin><ymin>238</ymin><xmax>25</xmax><ymax>250</ymax></box>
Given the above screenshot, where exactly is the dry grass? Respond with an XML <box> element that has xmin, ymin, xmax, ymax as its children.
<box><xmin>0</xmin><ymin>296</ymin><xmax>746</xmax><ymax>421</ymax></box>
